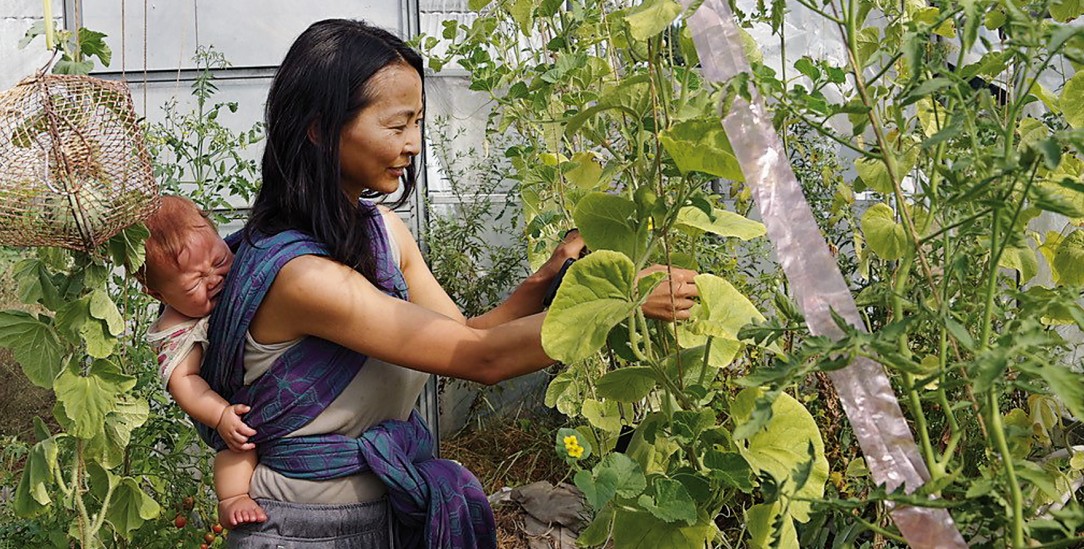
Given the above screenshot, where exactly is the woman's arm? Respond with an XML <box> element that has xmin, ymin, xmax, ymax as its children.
<box><xmin>381</xmin><ymin>208</ymin><xmax>583</xmax><ymax>328</ymax></box>
<box><xmin>384</xmin><ymin>209</ymin><xmax>698</xmax><ymax>326</ymax></box>
<box><xmin>250</xmin><ymin>255</ymin><xmax>553</xmax><ymax>385</ymax></box>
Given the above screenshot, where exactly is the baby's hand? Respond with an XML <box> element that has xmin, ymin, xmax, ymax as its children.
<box><xmin>216</xmin><ymin>404</ymin><xmax>257</xmax><ymax>452</ymax></box>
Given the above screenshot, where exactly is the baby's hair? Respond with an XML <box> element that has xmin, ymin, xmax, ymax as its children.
<box><xmin>137</xmin><ymin>196</ymin><xmax>218</xmax><ymax>292</ymax></box>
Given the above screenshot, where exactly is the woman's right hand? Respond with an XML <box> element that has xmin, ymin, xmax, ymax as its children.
<box><xmin>529</xmin><ymin>229</ymin><xmax>587</xmax><ymax>286</ymax></box>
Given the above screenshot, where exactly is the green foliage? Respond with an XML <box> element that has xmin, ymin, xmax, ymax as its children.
<box><xmin>148</xmin><ymin>47</ymin><xmax>262</xmax><ymax>224</ymax></box>
<box><xmin>429</xmin><ymin>0</ymin><xmax>1084</xmax><ymax>545</ymax></box>
<box><xmin>1</xmin><ymin>31</ymin><xmax>253</xmax><ymax>546</ymax></box>
<box><xmin>423</xmin><ymin>1</ymin><xmax>825</xmax><ymax>546</ymax></box>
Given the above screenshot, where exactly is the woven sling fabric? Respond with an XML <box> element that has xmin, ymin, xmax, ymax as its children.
<box><xmin>200</xmin><ymin>201</ymin><xmax>496</xmax><ymax>549</ymax></box>
<box><xmin>0</xmin><ymin>74</ymin><xmax>158</xmax><ymax>251</ymax></box>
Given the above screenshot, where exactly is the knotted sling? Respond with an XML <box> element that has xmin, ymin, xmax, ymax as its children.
<box><xmin>198</xmin><ymin>200</ymin><xmax>496</xmax><ymax>549</ymax></box>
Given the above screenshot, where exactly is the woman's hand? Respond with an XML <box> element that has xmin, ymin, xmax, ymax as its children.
<box><xmin>529</xmin><ymin>229</ymin><xmax>587</xmax><ymax>286</ymax></box>
<box><xmin>638</xmin><ymin>265</ymin><xmax>699</xmax><ymax>321</ymax></box>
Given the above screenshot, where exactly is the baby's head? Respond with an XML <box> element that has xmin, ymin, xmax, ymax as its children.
<box><xmin>137</xmin><ymin>196</ymin><xmax>233</xmax><ymax>318</ymax></box>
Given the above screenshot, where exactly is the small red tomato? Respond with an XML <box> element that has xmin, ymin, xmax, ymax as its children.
<box><xmin>212</xmin><ymin>523</ymin><xmax>224</xmax><ymax>534</ymax></box>
<box><xmin>204</xmin><ymin>532</ymin><xmax>216</xmax><ymax>543</ymax></box>
<box><xmin>173</xmin><ymin>514</ymin><xmax>187</xmax><ymax>529</ymax></box>
<box><xmin>200</xmin><ymin>545</ymin><xmax>209</xmax><ymax>549</ymax></box>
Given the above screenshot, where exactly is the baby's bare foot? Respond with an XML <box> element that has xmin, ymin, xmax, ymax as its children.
<box><xmin>218</xmin><ymin>494</ymin><xmax>268</xmax><ymax>529</ymax></box>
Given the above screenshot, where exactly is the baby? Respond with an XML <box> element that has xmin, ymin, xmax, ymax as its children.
<box><xmin>137</xmin><ymin>195</ymin><xmax>265</xmax><ymax>528</ymax></box>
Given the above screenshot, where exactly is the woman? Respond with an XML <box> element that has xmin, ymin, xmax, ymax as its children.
<box><xmin>200</xmin><ymin>19</ymin><xmax>699</xmax><ymax>548</ymax></box>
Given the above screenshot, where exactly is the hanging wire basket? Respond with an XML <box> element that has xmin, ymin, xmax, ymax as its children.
<box><xmin>0</xmin><ymin>73</ymin><xmax>159</xmax><ymax>253</ymax></box>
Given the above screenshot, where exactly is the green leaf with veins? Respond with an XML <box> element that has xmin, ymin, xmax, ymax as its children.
<box><xmin>659</xmin><ymin>117</ymin><xmax>744</xmax><ymax>181</ymax></box>
<box><xmin>542</xmin><ymin>251</ymin><xmax>636</xmax><ymax>363</ymax></box>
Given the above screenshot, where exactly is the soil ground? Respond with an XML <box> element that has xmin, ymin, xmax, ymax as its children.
<box><xmin>440</xmin><ymin>412</ymin><xmax>571</xmax><ymax>548</ymax></box>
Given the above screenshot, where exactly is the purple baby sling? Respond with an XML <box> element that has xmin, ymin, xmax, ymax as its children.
<box><xmin>198</xmin><ymin>201</ymin><xmax>496</xmax><ymax>549</ymax></box>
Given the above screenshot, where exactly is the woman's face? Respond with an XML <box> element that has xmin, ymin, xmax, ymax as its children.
<box><xmin>339</xmin><ymin>63</ymin><xmax>424</xmax><ymax>199</ymax></box>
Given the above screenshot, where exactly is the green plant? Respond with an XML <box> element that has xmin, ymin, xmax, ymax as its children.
<box><xmin>425</xmin><ymin>117</ymin><xmax>526</xmax><ymax>317</ymax></box>
<box><xmin>148</xmin><ymin>46</ymin><xmax>263</xmax><ymax>225</ymax></box>
<box><xmin>740</xmin><ymin>0</ymin><xmax>1084</xmax><ymax>544</ymax></box>
<box><xmin>422</xmin><ymin>1</ymin><xmax>827</xmax><ymax>547</ymax></box>
<box><xmin>0</xmin><ymin>33</ymin><xmax>258</xmax><ymax>547</ymax></box>
<box><xmin>425</xmin><ymin>0</ymin><xmax>1084</xmax><ymax>546</ymax></box>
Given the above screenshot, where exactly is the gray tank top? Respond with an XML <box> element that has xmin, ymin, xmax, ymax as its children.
<box><xmin>244</xmin><ymin>212</ymin><xmax>431</xmax><ymax>504</ymax></box>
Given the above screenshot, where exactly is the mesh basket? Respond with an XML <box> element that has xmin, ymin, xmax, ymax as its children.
<box><xmin>0</xmin><ymin>74</ymin><xmax>159</xmax><ymax>252</ymax></box>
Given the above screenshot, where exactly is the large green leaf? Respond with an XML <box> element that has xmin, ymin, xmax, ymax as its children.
<box><xmin>106</xmin><ymin>478</ymin><xmax>162</xmax><ymax>537</ymax></box>
<box><xmin>86</xmin><ymin>397</ymin><xmax>150</xmax><ymax>468</ymax></box>
<box><xmin>508</xmin><ymin>0</ymin><xmax>534</xmax><ymax>35</ymax></box>
<box><xmin>89</xmin><ymin>290</ymin><xmax>125</xmax><ymax>336</ymax></box>
<box><xmin>855</xmin><ymin>157</ymin><xmax>892</xmax><ymax>194</ymax></box>
<box><xmin>1052</xmin><ymin>230</ymin><xmax>1084</xmax><ymax>286</ymax></box>
<box><xmin>55</xmin><ymin>290</ymin><xmax>116</xmax><ymax>358</ymax></box>
<box><xmin>544</xmin><ymin>370</ymin><xmax>581</xmax><ymax>416</ymax></box>
<box><xmin>0</xmin><ymin>310</ymin><xmax>65</xmax><ymax>388</ymax></box>
<box><xmin>704</xmin><ymin>450</ymin><xmax>755</xmax><ymax>492</ymax></box>
<box><xmin>637</xmin><ymin>477</ymin><xmax>698</xmax><ymax>524</ymax></box>
<box><xmin>1051</xmin><ymin>0</ymin><xmax>1084</xmax><ymax>22</ymax></box>
<box><xmin>688</xmin><ymin>274</ymin><xmax>765</xmax><ymax>340</ymax></box>
<box><xmin>108</xmin><ymin>223</ymin><xmax>149</xmax><ymax>273</ymax></box>
<box><xmin>999</xmin><ymin>245</ymin><xmax>1039</xmax><ymax>283</ymax></box>
<box><xmin>860</xmin><ymin>203</ymin><xmax>908</xmax><ymax>260</ymax></box>
<box><xmin>13</xmin><ymin>259</ymin><xmax>63</xmax><ymax>310</ymax></box>
<box><xmin>542</xmin><ymin>251</ymin><xmax>637</xmax><ymax>363</ymax></box>
<box><xmin>1061</xmin><ymin>71</ymin><xmax>1084</xmax><ymax>129</ymax></box>
<box><xmin>746</xmin><ymin>502</ymin><xmax>799</xmax><ymax>549</ymax></box>
<box><xmin>582</xmin><ymin>398</ymin><xmax>623</xmax><ymax>432</ymax></box>
<box><xmin>563</xmin><ymin>151</ymin><xmax>608</xmax><ymax>190</ymax></box>
<box><xmin>13</xmin><ymin>437</ymin><xmax>58</xmax><ymax>516</ymax></box>
<box><xmin>595</xmin><ymin>366</ymin><xmax>657</xmax><ymax>402</ymax></box>
<box><xmin>1029</xmin><ymin>362</ymin><xmax>1084</xmax><ymax>420</ymax></box>
<box><xmin>54</xmin><ymin>362</ymin><xmax>130</xmax><ymax>439</ymax></box>
<box><xmin>574</xmin><ymin>452</ymin><xmax>647</xmax><ymax>510</ymax></box>
<box><xmin>611</xmin><ymin>509</ymin><xmax>715</xmax><ymax>549</ymax></box>
<box><xmin>573</xmin><ymin>192</ymin><xmax>642</xmax><ymax>260</ymax></box>
<box><xmin>659</xmin><ymin>117</ymin><xmax>744</xmax><ymax>181</ymax></box>
<box><xmin>624</xmin><ymin>0</ymin><xmax>683</xmax><ymax>41</ymax></box>
<box><xmin>675</xmin><ymin>206</ymin><xmax>765</xmax><ymax>240</ymax></box>
<box><xmin>731</xmin><ymin>389</ymin><xmax>828</xmax><ymax>523</ymax></box>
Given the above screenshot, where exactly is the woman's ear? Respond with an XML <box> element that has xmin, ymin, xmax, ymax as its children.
<box><xmin>307</xmin><ymin>121</ymin><xmax>320</xmax><ymax>145</ymax></box>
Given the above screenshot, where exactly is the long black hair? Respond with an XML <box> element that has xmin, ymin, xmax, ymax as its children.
<box><xmin>247</xmin><ymin>19</ymin><xmax>423</xmax><ymax>290</ymax></box>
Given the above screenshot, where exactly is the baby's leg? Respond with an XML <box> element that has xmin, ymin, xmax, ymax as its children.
<box><xmin>214</xmin><ymin>450</ymin><xmax>267</xmax><ymax>528</ymax></box>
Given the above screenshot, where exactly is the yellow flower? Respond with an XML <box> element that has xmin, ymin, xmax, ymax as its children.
<box><xmin>563</xmin><ymin>434</ymin><xmax>584</xmax><ymax>459</ymax></box>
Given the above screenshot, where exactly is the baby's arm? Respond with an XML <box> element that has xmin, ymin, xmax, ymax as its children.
<box><xmin>167</xmin><ymin>345</ymin><xmax>256</xmax><ymax>451</ymax></box>
<box><xmin>214</xmin><ymin>450</ymin><xmax>267</xmax><ymax>528</ymax></box>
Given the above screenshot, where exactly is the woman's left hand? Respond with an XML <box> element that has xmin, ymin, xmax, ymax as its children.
<box><xmin>638</xmin><ymin>265</ymin><xmax>699</xmax><ymax>321</ymax></box>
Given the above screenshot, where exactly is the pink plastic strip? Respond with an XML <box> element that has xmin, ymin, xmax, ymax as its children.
<box><xmin>682</xmin><ymin>0</ymin><xmax>967</xmax><ymax>546</ymax></box>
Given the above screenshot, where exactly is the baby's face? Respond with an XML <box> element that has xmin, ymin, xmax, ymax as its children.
<box><xmin>155</xmin><ymin>229</ymin><xmax>233</xmax><ymax>318</ymax></box>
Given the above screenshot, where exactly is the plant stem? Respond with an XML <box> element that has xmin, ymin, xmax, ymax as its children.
<box><xmin>987</xmin><ymin>390</ymin><xmax>1025</xmax><ymax>548</ymax></box>
<box><xmin>42</xmin><ymin>0</ymin><xmax>55</xmax><ymax>51</ymax></box>
<box><xmin>891</xmin><ymin>252</ymin><xmax>938</xmax><ymax>472</ymax></box>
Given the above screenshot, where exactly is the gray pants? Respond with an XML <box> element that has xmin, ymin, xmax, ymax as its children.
<box><xmin>226</xmin><ymin>498</ymin><xmax>399</xmax><ymax>548</ymax></box>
